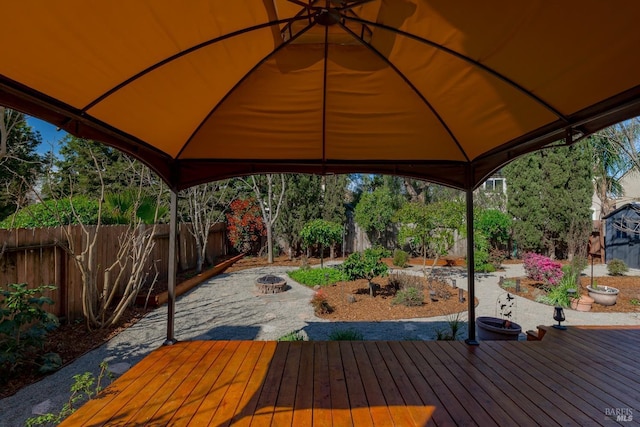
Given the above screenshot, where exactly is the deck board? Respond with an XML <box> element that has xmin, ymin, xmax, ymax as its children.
<box><xmin>338</xmin><ymin>342</ymin><xmax>374</xmax><ymax>427</ymax></box>
<box><xmin>365</xmin><ymin>341</ymin><xmax>424</xmax><ymax>426</ymax></box>
<box><xmin>225</xmin><ymin>341</ymin><xmax>277</xmax><ymax>427</ymax></box>
<box><xmin>483</xmin><ymin>340</ymin><xmax>590</xmax><ymax>425</ymax></box>
<box><xmin>168</xmin><ymin>340</ymin><xmax>241</xmax><ymax>426</ymax></box>
<box><xmin>398</xmin><ymin>341</ymin><xmax>472</xmax><ymax>426</ymax></box>
<box><xmin>188</xmin><ymin>340</ymin><xmax>255</xmax><ymax>426</ymax></box>
<box><xmin>350</xmin><ymin>341</ymin><xmax>396</xmax><ymax>426</ymax></box>
<box><xmin>312</xmin><ymin>341</ymin><xmax>332</xmax><ymax>427</ymax></box>
<box><xmin>271</xmin><ymin>341</ymin><xmax>301</xmax><ymax>427</ymax></box>
<box><xmin>291</xmin><ymin>342</ymin><xmax>315</xmax><ymax>427</ymax></box>
<box><xmin>60</xmin><ymin>326</ymin><xmax>640</xmax><ymax>426</ymax></box>
<box><xmin>121</xmin><ymin>340</ymin><xmax>212</xmax><ymax>425</ymax></box>
<box><xmin>327</xmin><ymin>341</ymin><xmax>353</xmax><ymax>427</ymax></box>
<box><xmin>500</xmin><ymin>339</ymin><xmax>622</xmax><ymax>424</ymax></box>
<box><xmin>446</xmin><ymin>340</ymin><xmax>560</xmax><ymax>427</ymax></box>
<box><xmin>442</xmin><ymin>341</ymin><xmax>550</xmax><ymax>427</ymax></box>
<box><xmin>413</xmin><ymin>340</ymin><xmax>497</xmax><ymax>426</ymax></box>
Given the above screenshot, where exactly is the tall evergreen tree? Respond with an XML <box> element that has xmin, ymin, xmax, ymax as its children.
<box><xmin>0</xmin><ymin>110</ymin><xmax>43</xmax><ymax>221</ymax></box>
<box><xmin>276</xmin><ymin>174</ymin><xmax>322</xmax><ymax>258</ymax></box>
<box><xmin>321</xmin><ymin>174</ymin><xmax>348</xmax><ymax>257</ymax></box>
<box><xmin>505</xmin><ymin>142</ymin><xmax>592</xmax><ymax>258</ymax></box>
<box><xmin>47</xmin><ymin>135</ymin><xmax>134</xmax><ymax>198</ymax></box>
<box><xmin>321</xmin><ymin>175</ymin><xmax>348</xmax><ymax>223</ymax></box>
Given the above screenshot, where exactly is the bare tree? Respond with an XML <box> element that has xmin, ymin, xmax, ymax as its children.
<box><xmin>242</xmin><ymin>174</ymin><xmax>285</xmax><ymax>263</ymax></box>
<box><xmin>0</xmin><ymin>106</ymin><xmax>22</xmax><ymax>158</ymax></box>
<box><xmin>182</xmin><ymin>181</ymin><xmax>230</xmax><ymax>273</ymax></box>
<box><xmin>40</xmin><ymin>146</ymin><xmax>165</xmax><ymax>329</ymax></box>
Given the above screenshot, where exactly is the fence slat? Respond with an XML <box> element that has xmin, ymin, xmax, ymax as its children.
<box><xmin>0</xmin><ymin>223</ymin><xmax>226</xmax><ymax>321</ymax></box>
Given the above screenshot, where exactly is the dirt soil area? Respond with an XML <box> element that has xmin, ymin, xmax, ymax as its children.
<box><xmin>316</xmin><ymin>276</ymin><xmax>470</xmax><ymax>321</ymax></box>
<box><xmin>0</xmin><ymin>307</ymin><xmax>149</xmax><ymax>399</ymax></box>
<box><xmin>505</xmin><ymin>275</ymin><xmax>640</xmax><ymax>313</ymax></box>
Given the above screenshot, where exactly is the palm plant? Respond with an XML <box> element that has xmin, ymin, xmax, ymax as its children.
<box><xmin>589</xmin><ymin>119</ymin><xmax>640</xmax><ymax>220</ymax></box>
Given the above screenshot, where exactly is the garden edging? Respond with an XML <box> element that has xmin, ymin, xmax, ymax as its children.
<box><xmin>136</xmin><ymin>253</ymin><xmax>245</xmax><ymax>308</ymax></box>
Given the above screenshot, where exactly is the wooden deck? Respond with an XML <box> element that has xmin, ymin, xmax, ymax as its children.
<box><xmin>60</xmin><ymin>326</ymin><xmax>640</xmax><ymax>426</ymax></box>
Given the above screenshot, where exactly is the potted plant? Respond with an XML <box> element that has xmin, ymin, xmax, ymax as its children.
<box><xmin>564</xmin><ymin>272</ymin><xmax>593</xmax><ymax>312</ymax></box>
<box><xmin>586</xmin><ymin>281</ymin><xmax>619</xmax><ymax>306</ymax></box>
<box><xmin>570</xmin><ymin>293</ymin><xmax>594</xmax><ymax>311</ymax></box>
<box><xmin>476</xmin><ymin>292</ymin><xmax>522</xmax><ymax>340</ymax></box>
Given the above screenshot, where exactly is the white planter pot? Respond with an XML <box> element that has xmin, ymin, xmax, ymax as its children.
<box><xmin>586</xmin><ymin>286</ymin><xmax>619</xmax><ymax>306</ymax></box>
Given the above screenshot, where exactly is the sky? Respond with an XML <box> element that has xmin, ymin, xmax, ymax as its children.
<box><xmin>25</xmin><ymin>115</ymin><xmax>67</xmax><ymax>155</ymax></box>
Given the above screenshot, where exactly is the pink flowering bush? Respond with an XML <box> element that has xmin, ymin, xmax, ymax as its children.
<box><xmin>523</xmin><ymin>253</ymin><xmax>563</xmax><ymax>286</ymax></box>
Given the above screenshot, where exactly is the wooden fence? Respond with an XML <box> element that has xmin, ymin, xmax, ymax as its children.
<box><xmin>0</xmin><ymin>223</ymin><xmax>227</xmax><ymax>321</ymax></box>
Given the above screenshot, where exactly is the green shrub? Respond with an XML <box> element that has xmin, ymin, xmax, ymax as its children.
<box><xmin>288</xmin><ymin>267</ymin><xmax>345</xmax><ymax>287</ymax></box>
<box><xmin>328</xmin><ymin>328</ymin><xmax>363</xmax><ymax>341</ymax></box>
<box><xmin>473</xmin><ymin>231</ymin><xmax>490</xmax><ymax>271</ymax></box>
<box><xmin>436</xmin><ymin>312</ymin><xmax>466</xmax><ymax>340</ymax></box>
<box><xmin>475</xmin><ymin>209</ymin><xmax>512</xmax><ymax>249</ymax></box>
<box><xmin>561</xmin><ymin>257</ymin><xmax>588</xmax><ymax>285</ymax></box>
<box><xmin>477</xmin><ymin>263</ymin><xmax>496</xmax><ymax>273</ymax></box>
<box><xmin>277</xmin><ymin>330</ymin><xmax>306</xmax><ymax>341</ymax></box>
<box><xmin>537</xmin><ymin>273</ymin><xmax>577</xmax><ymax>308</ymax></box>
<box><xmin>392</xmin><ymin>287</ymin><xmax>424</xmax><ymax>307</ymax></box>
<box><xmin>26</xmin><ymin>361</ymin><xmax>112</xmax><ymax>426</ymax></box>
<box><xmin>501</xmin><ymin>279</ymin><xmax>516</xmax><ymax>289</ymax></box>
<box><xmin>392</xmin><ymin>249</ymin><xmax>409</xmax><ymax>267</ymax></box>
<box><xmin>388</xmin><ymin>272</ymin><xmax>424</xmax><ymax>291</ymax></box>
<box><xmin>340</xmin><ymin>248</ymin><xmax>389</xmax><ymax>281</ymax></box>
<box><xmin>607</xmin><ymin>259</ymin><xmax>629</xmax><ymax>276</ymax></box>
<box><xmin>0</xmin><ymin>197</ymin><xmax>117</xmax><ymax>228</ymax></box>
<box><xmin>0</xmin><ymin>284</ymin><xmax>59</xmax><ymax>376</ymax></box>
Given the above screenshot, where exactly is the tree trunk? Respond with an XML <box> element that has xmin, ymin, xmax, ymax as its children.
<box><xmin>195</xmin><ymin>239</ymin><xmax>204</xmax><ymax>273</ymax></box>
<box><xmin>368</xmin><ymin>279</ymin><xmax>376</xmax><ymax>297</ymax></box>
<box><xmin>267</xmin><ymin>224</ymin><xmax>274</xmax><ymax>263</ymax></box>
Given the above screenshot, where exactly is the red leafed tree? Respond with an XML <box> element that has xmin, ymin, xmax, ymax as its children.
<box><xmin>226</xmin><ymin>198</ymin><xmax>266</xmax><ymax>254</ymax></box>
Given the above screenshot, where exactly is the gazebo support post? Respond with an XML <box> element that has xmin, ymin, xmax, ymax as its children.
<box><xmin>164</xmin><ymin>190</ymin><xmax>178</xmax><ymax>345</ymax></box>
<box><xmin>465</xmin><ymin>187</ymin><xmax>479</xmax><ymax>345</ymax></box>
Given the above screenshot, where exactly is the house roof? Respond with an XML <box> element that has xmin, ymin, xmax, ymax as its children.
<box><xmin>603</xmin><ymin>202</ymin><xmax>640</xmax><ymax>220</ymax></box>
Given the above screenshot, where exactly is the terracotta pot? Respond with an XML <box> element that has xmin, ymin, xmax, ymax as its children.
<box><xmin>570</xmin><ymin>295</ymin><xmax>594</xmax><ymax>312</ymax></box>
<box><xmin>476</xmin><ymin>316</ymin><xmax>522</xmax><ymax>341</ymax></box>
<box><xmin>586</xmin><ymin>285</ymin><xmax>619</xmax><ymax>306</ymax></box>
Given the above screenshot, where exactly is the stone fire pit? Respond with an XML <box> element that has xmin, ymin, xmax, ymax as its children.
<box><xmin>255</xmin><ymin>275</ymin><xmax>287</xmax><ymax>294</ymax></box>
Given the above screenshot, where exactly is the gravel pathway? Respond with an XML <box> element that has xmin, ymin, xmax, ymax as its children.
<box><xmin>2</xmin><ymin>263</ymin><xmax>639</xmax><ymax>426</ymax></box>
